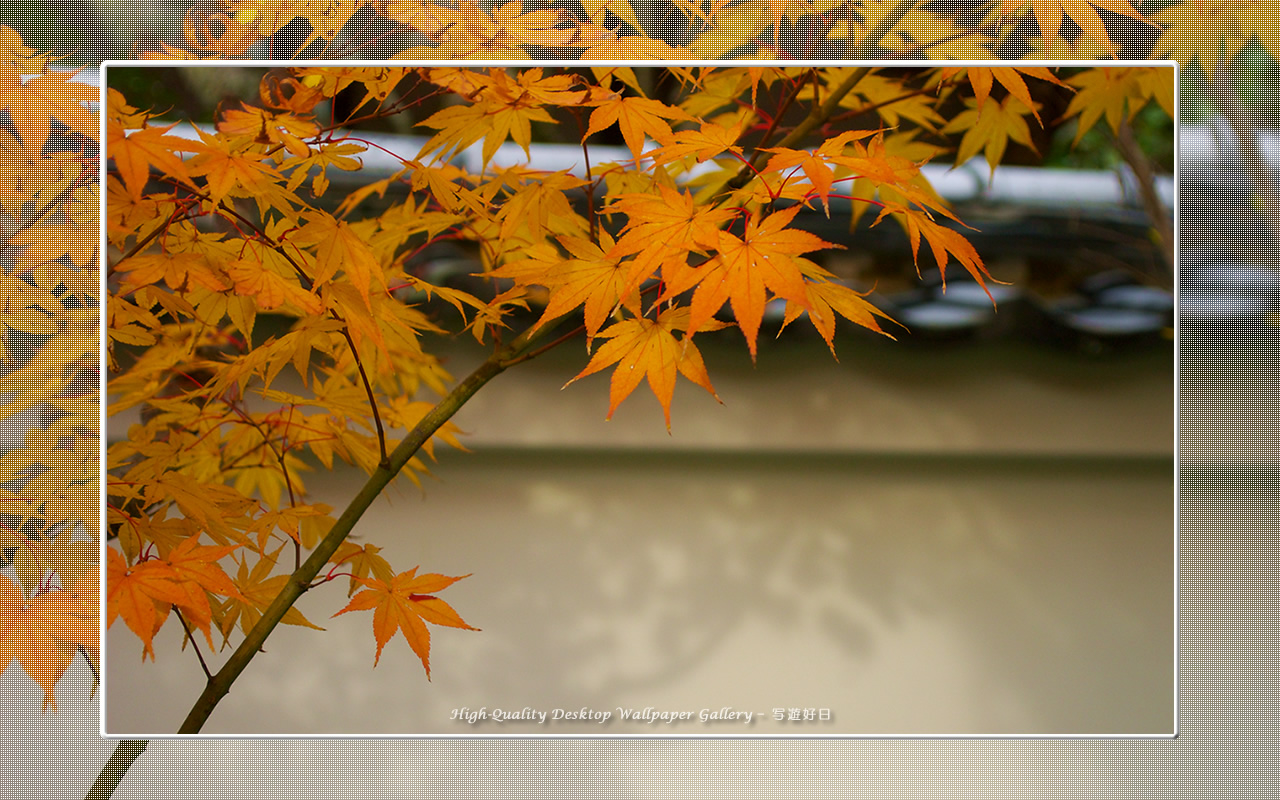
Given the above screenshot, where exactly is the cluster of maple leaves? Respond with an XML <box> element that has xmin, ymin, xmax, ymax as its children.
<box><xmin>153</xmin><ymin>0</ymin><xmax>1170</xmax><ymax>62</ymax></box>
<box><xmin>0</xmin><ymin>26</ymin><xmax>99</xmax><ymax>711</ymax></box>
<box><xmin>138</xmin><ymin>0</ymin><xmax>1266</xmax><ymax>69</ymax></box>
<box><xmin>0</xmin><ymin>0</ymin><xmax>1217</xmax><ymax>790</ymax></box>
<box><xmin>0</xmin><ymin>0</ymin><xmax>1180</xmax><ymax>719</ymax></box>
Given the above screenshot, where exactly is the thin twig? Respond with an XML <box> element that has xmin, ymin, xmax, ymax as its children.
<box><xmin>160</xmin><ymin>181</ymin><xmax>393</xmax><ymax>468</ymax></box>
<box><xmin>171</xmin><ymin>607</ymin><xmax>214</xmax><ymax>680</ymax></box>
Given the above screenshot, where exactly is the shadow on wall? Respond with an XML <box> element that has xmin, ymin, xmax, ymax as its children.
<box><xmin>106</xmin><ymin>450</ymin><xmax>1173</xmax><ymax>736</ymax></box>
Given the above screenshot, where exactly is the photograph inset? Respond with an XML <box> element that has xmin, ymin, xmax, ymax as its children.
<box><xmin>103</xmin><ymin>64</ymin><xmax>1175</xmax><ymax>736</ymax></box>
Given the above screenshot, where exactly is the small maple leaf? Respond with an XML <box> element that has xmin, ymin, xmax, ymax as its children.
<box><xmin>584</xmin><ymin>94</ymin><xmax>692</xmax><ymax>163</ymax></box>
<box><xmin>225</xmin><ymin>257</ymin><xmax>325</xmax><ymax>316</ymax></box>
<box><xmin>188</xmin><ymin>128</ymin><xmax>285</xmax><ymax>206</ymax></box>
<box><xmin>293</xmin><ymin>210</ymin><xmax>387</xmax><ymax>306</ymax></box>
<box><xmin>877</xmin><ymin>203</ymin><xmax>1005</xmax><ymax>297</ymax></box>
<box><xmin>564</xmin><ymin>307</ymin><xmax>723</xmax><ymax>430</ymax></box>
<box><xmin>514</xmin><ymin>231</ymin><xmax>637</xmax><ymax>341</ymax></box>
<box><xmin>161</xmin><ymin>535</ymin><xmax>247</xmax><ymax>648</ymax></box>
<box><xmin>218</xmin><ymin>105</ymin><xmax>318</xmax><ymax>159</ymax></box>
<box><xmin>1061</xmin><ymin>67</ymin><xmax>1167</xmax><ymax>145</ymax></box>
<box><xmin>114</xmin><ymin>252</ymin><xmax>228</xmax><ymax>293</ymax></box>
<box><xmin>106</xmin><ymin>548</ymin><xmax>189</xmax><ymax>660</ymax></box>
<box><xmin>220</xmin><ymin>545</ymin><xmax>325</xmax><ymax>643</ymax></box>
<box><xmin>333</xmin><ymin>569</ymin><xmax>477</xmax><ymax>678</ymax></box>
<box><xmin>937</xmin><ymin>66</ymin><xmax>1066</xmax><ymax>125</ymax></box>
<box><xmin>329</xmin><ymin>542</ymin><xmax>395</xmax><ymax>598</ymax></box>
<box><xmin>761</xmin><ymin>130</ymin><xmax>882</xmax><ymax>216</ymax></box>
<box><xmin>605</xmin><ymin>184</ymin><xmax>731</xmax><ymax>262</ymax></box>
<box><xmin>8</xmin><ymin>70</ymin><xmax>97</xmax><ymax>155</ymax></box>
<box><xmin>107</xmin><ymin>121</ymin><xmax>201</xmax><ymax>201</ymax></box>
<box><xmin>943</xmin><ymin>95</ymin><xmax>1040</xmax><ymax>178</ymax></box>
<box><xmin>782</xmin><ymin>278</ymin><xmax>899</xmax><ymax>357</ymax></box>
<box><xmin>650</xmin><ymin>120</ymin><xmax>744</xmax><ymax>167</ymax></box>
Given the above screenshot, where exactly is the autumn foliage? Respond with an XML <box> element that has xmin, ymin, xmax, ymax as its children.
<box><xmin>0</xmin><ymin>46</ymin><xmax>1180</xmax><ymax>736</ymax></box>
<box><xmin>0</xmin><ymin>0</ymin><xmax>1207</xmax><ymax>791</ymax></box>
<box><xmin>97</xmin><ymin>63</ymin><xmax>1175</xmax><ymax>724</ymax></box>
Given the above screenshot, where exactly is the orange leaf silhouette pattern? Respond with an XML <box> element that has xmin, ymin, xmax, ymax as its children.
<box><xmin>0</xmin><ymin>572</ymin><xmax>97</xmax><ymax>711</ymax></box>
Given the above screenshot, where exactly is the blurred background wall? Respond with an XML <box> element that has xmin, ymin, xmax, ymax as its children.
<box><xmin>106</xmin><ymin>331</ymin><xmax>1175</xmax><ymax>735</ymax></box>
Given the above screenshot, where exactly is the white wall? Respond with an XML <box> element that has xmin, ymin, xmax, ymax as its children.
<box><xmin>104</xmin><ymin>336</ymin><xmax>1175</xmax><ymax>736</ymax></box>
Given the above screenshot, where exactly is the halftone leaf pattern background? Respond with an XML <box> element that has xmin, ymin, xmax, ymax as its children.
<box><xmin>0</xmin><ymin>3</ymin><xmax>1259</xmax><ymax>799</ymax></box>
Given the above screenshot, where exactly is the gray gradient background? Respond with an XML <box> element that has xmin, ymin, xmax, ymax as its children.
<box><xmin>0</xmin><ymin>12</ymin><xmax>1258</xmax><ymax>800</ymax></box>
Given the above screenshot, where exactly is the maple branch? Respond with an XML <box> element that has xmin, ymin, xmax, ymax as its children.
<box><xmin>85</xmin><ymin>741</ymin><xmax>148</xmax><ymax>800</ymax></box>
<box><xmin>829</xmin><ymin>86</ymin><xmax>936</xmax><ymax>126</ymax></box>
<box><xmin>78</xmin><ymin>645</ymin><xmax>98</xmax><ymax>684</ymax></box>
<box><xmin>337</xmin><ymin>325</ymin><xmax>392</xmax><ymax>470</ymax></box>
<box><xmin>752</xmin><ymin>70</ymin><xmax>808</xmax><ymax>155</ymax></box>
<box><xmin>844</xmin><ymin>0</ymin><xmax>920</xmax><ymax>59</ymax></box>
<box><xmin>885</xmin><ymin>19</ymin><xmax>1009</xmax><ymax>59</ymax></box>
<box><xmin>171</xmin><ymin>607</ymin><xmax>214</xmax><ymax>680</ymax></box>
<box><xmin>198</xmin><ymin>191</ymin><xmax>393</xmax><ymax>468</ymax></box>
<box><xmin>10</xmin><ymin>161</ymin><xmax>94</xmax><ymax>238</ymax></box>
<box><xmin>500</xmin><ymin>322</ymin><xmax>586</xmax><ymax>368</ymax></box>
<box><xmin>498</xmin><ymin>280</ymin><xmax>666</xmax><ymax>368</ymax></box>
<box><xmin>565</xmin><ymin>104</ymin><xmax>602</xmax><ymax>241</ymax></box>
<box><xmin>1113</xmin><ymin>118</ymin><xmax>1174</xmax><ymax>290</ymax></box>
<box><xmin>171</xmin><ymin>348</ymin><xmax>517</xmax><ymax>737</ymax></box>
<box><xmin>720</xmin><ymin>67</ymin><xmax>872</xmax><ymax>197</ymax></box>
<box><xmin>108</xmin><ymin>199</ymin><xmax>196</xmax><ymax>270</ymax></box>
<box><xmin>1208</xmin><ymin>64</ymin><xmax>1280</xmax><ymax>271</ymax></box>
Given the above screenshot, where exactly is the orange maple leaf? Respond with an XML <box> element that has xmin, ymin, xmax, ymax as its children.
<box><xmin>877</xmin><ymin>204</ymin><xmax>1004</xmax><ymax>297</ymax></box>
<box><xmin>761</xmin><ymin>129</ymin><xmax>882</xmax><ymax>215</ymax></box>
<box><xmin>225</xmin><ymin>257</ymin><xmax>325</xmax><ymax>315</ymax></box>
<box><xmin>161</xmin><ymin>535</ymin><xmax>246</xmax><ymax>648</ymax></box>
<box><xmin>333</xmin><ymin>569</ymin><xmax>478</xmax><ymax>678</ymax></box>
<box><xmin>0</xmin><ymin>572</ymin><xmax>98</xmax><ymax>711</ymax></box>
<box><xmin>937</xmin><ymin>66</ymin><xmax>1066</xmax><ymax>125</ymax></box>
<box><xmin>564</xmin><ymin>307</ymin><xmax>723</xmax><ymax>430</ymax></box>
<box><xmin>218</xmin><ymin>105</ymin><xmax>318</xmax><ymax>160</ymax></box>
<box><xmin>4</xmin><ymin>69</ymin><xmax>97</xmax><ymax>155</ymax></box>
<box><xmin>602</xmin><ymin>185</ymin><xmax>736</xmax><ymax>298</ymax></box>
<box><xmin>114</xmin><ymin>252</ymin><xmax>228</xmax><ymax>293</ymax></box>
<box><xmin>584</xmin><ymin>93</ymin><xmax>692</xmax><ymax>163</ymax></box>
<box><xmin>107</xmin><ymin>121</ymin><xmax>200</xmax><ymax>201</ymax></box>
<box><xmin>605</xmin><ymin>184</ymin><xmax>731</xmax><ymax>262</ymax></box>
<box><xmin>106</xmin><ymin>548</ymin><xmax>189</xmax><ymax>660</ymax></box>
<box><xmin>525</xmin><ymin>231</ymin><xmax>639</xmax><ymax>341</ymax></box>
<box><xmin>650</xmin><ymin>120</ymin><xmax>744</xmax><ymax>166</ymax></box>
<box><xmin>293</xmin><ymin>211</ymin><xmax>387</xmax><ymax>304</ymax></box>
<box><xmin>188</xmin><ymin>128</ymin><xmax>284</xmax><ymax>206</ymax></box>
<box><xmin>667</xmin><ymin>204</ymin><xmax>837</xmax><ymax>361</ymax></box>
<box><xmin>782</xmin><ymin>276</ymin><xmax>898</xmax><ymax>357</ymax></box>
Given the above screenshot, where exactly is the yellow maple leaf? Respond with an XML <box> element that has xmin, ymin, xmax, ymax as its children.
<box><xmin>1000</xmin><ymin>0</ymin><xmax>1154</xmax><ymax>57</ymax></box>
<box><xmin>564</xmin><ymin>308</ymin><xmax>723</xmax><ymax>430</ymax></box>
<box><xmin>943</xmin><ymin>94</ymin><xmax>1040</xmax><ymax>177</ymax></box>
